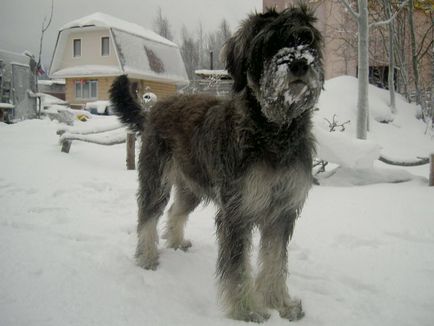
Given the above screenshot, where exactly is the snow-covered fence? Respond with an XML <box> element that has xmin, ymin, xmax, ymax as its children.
<box><xmin>58</xmin><ymin>127</ymin><xmax>127</xmax><ymax>153</ymax></box>
<box><xmin>57</xmin><ymin>120</ymin><xmax>137</xmax><ymax>170</ymax></box>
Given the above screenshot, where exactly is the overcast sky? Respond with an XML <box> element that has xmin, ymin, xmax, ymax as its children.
<box><xmin>0</xmin><ymin>0</ymin><xmax>262</xmax><ymax>68</ymax></box>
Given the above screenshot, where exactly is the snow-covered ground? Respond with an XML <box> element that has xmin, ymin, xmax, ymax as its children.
<box><xmin>1</xmin><ymin>77</ymin><xmax>433</xmax><ymax>326</ymax></box>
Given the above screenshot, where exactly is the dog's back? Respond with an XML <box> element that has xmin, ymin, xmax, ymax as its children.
<box><xmin>111</xmin><ymin>76</ymin><xmax>252</xmax><ymax>194</ymax></box>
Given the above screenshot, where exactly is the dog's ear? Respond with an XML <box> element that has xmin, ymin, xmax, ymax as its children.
<box><xmin>222</xmin><ymin>10</ymin><xmax>279</xmax><ymax>93</ymax></box>
<box><xmin>221</xmin><ymin>26</ymin><xmax>250</xmax><ymax>92</ymax></box>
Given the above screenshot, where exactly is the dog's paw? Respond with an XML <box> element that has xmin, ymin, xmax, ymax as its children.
<box><xmin>278</xmin><ymin>299</ymin><xmax>304</xmax><ymax>321</ymax></box>
<box><xmin>177</xmin><ymin>239</ymin><xmax>193</xmax><ymax>252</ymax></box>
<box><xmin>168</xmin><ymin>239</ymin><xmax>192</xmax><ymax>252</ymax></box>
<box><xmin>136</xmin><ymin>254</ymin><xmax>159</xmax><ymax>271</ymax></box>
<box><xmin>235</xmin><ymin>311</ymin><xmax>270</xmax><ymax>324</ymax></box>
<box><xmin>231</xmin><ymin>310</ymin><xmax>270</xmax><ymax>323</ymax></box>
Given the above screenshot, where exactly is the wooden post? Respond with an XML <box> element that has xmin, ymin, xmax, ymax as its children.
<box><xmin>61</xmin><ymin>140</ymin><xmax>72</xmax><ymax>153</ymax></box>
<box><xmin>429</xmin><ymin>153</ymin><xmax>434</xmax><ymax>187</ymax></box>
<box><xmin>126</xmin><ymin>132</ymin><xmax>136</xmax><ymax>170</ymax></box>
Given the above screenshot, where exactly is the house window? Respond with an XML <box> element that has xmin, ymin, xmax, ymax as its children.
<box><xmin>73</xmin><ymin>39</ymin><xmax>81</xmax><ymax>57</ymax></box>
<box><xmin>101</xmin><ymin>37</ymin><xmax>110</xmax><ymax>56</ymax></box>
<box><xmin>75</xmin><ymin>80</ymin><xmax>98</xmax><ymax>99</ymax></box>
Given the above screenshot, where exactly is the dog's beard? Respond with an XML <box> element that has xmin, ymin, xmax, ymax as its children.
<box><xmin>257</xmin><ymin>46</ymin><xmax>322</xmax><ymax>125</ymax></box>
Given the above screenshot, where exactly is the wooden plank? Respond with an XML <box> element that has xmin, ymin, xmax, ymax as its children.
<box><xmin>126</xmin><ymin>132</ymin><xmax>136</xmax><ymax>170</ymax></box>
<box><xmin>430</xmin><ymin>154</ymin><xmax>434</xmax><ymax>187</ymax></box>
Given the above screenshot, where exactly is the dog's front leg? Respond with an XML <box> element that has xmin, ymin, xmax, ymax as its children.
<box><xmin>256</xmin><ymin>213</ymin><xmax>304</xmax><ymax>321</ymax></box>
<box><xmin>215</xmin><ymin>210</ymin><xmax>270</xmax><ymax>323</ymax></box>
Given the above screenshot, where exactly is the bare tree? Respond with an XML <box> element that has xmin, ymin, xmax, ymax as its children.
<box><xmin>180</xmin><ymin>26</ymin><xmax>200</xmax><ymax>80</ymax></box>
<box><xmin>205</xmin><ymin>19</ymin><xmax>232</xmax><ymax>70</ymax></box>
<box><xmin>153</xmin><ymin>7</ymin><xmax>173</xmax><ymax>41</ymax></box>
<box><xmin>338</xmin><ymin>0</ymin><xmax>408</xmax><ymax>139</ymax></box>
<box><xmin>197</xmin><ymin>22</ymin><xmax>206</xmax><ymax>69</ymax></box>
<box><xmin>408</xmin><ymin>0</ymin><xmax>425</xmax><ymax>117</ymax></box>
<box><xmin>382</xmin><ymin>0</ymin><xmax>397</xmax><ymax>113</ymax></box>
<box><xmin>36</xmin><ymin>0</ymin><xmax>54</xmax><ymax>91</ymax></box>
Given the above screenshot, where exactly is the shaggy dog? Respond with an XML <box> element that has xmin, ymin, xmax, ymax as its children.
<box><xmin>110</xmin><ymin>4</ymin><xmax>323</xmax><ymax>323</ymax></box>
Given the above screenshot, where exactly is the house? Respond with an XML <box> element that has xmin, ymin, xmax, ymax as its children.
<box><xmin>49</xmin><ymin>12</ymin><xmax>189</xmax><ymax>109</ymax></box>
<box><xmin>0</xmin><ymin>49</ymin><xmax>37</xmax><ymax>122</ymax></box>
<box><xmin>263</xmin><ymin>0</ymin><xmax>432</xmax><ymax>95</ymax></box>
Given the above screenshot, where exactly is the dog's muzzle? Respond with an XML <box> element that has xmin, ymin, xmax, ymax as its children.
<box><xmin>258</xmin><ymin>46</ymin><xmax>322</xmax><ymax>124</ymax></box>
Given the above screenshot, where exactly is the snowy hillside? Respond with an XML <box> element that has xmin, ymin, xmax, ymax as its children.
<box><xmin>1</xmin><ymin>77</ymin><xmax>433</xmax><ymax>326</ymax></box>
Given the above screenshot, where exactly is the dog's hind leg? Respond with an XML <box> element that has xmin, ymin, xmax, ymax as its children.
<box><xmin>216</xmin><ymin>209</ymin><xmax>270</xmax><ymax>323</ymax></box>
<box><xmin>163</xmin><ymin>184</ymin><xmax>200</xmax><ymax>251</ymax></box>
<box><xmin>255</xmin><ymin>213</ymin><xmax>304</xmax><ymax>321</ymax></box>
<box><xmin>135</xmin><ymin>133</ymin><xmax>171</xmax><ymax>270</ymax></box>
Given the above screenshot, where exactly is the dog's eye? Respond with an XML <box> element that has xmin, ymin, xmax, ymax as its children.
<box><xmin>294</xmin><ymin>27</ymin><xmax>314</xmax><ymax>46</ymax></box>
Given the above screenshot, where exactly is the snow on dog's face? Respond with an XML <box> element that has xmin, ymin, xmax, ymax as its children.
<box><xmin>258</xmin><ymin>43</ymin><xmax>323</xmax><ymax>124</ymax></box>
<box><xmin>223</xmin><ymin>5</ymin><xmax>324</xmax><ymax>124</ymax></box>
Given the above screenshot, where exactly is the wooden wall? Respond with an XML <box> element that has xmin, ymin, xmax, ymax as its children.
<box><xmin>65</xmin><ymin>77</ymin><xmax>177</xmax><ymax>108</ymax></box>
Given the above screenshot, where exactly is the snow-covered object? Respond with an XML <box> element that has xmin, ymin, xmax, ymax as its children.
<box><xmin>40</xmin><ymin>93</ymin><xmax>67</xmax><ymax>107</ymax></box>
<box><xmin>0</xmin><ymin>103</ymin><xmax>15</xmax><ymax>109</ymax></box>
<box><xmin>51</xmin><ymin>65</ymin><xmax>122</xmax><ymax>78</ymax></box>
<box><xmin>57</xmin><ymin>115</ymin><xmax>123</xmax><ymax>135</ymax></box>
<box><xmin>50</xmin><ymin>13</ymin><xmax>189</xmax><ymax>86</ymax></box>
<box><xmin>142</xmin><ymin>92</ymin><xmax>157</xmax><ymax>105</ymax></box>
<box><xmin>59</xmin><ymin>128</ymin><xmax>127</xmax><ymax>146</ymax></box>
<box><xmin>61</xmin><ymin>12</ymin><xmax>176</xmax><ymax>47</ymax></box>
<box><xmin>194</xmin><ymin>69</ymin><xmax>229</xmax><ymax>79</ymax></box>
<box><xmin>314</xmin><ymin>125</ymin><xmax>381</xmax><ymax>169</ymax></box>
<box><xmin>44</xmin><ymin>104</ymin><xmax>91</xmax><ymax>125</ymax></box>
<box><xmin>317</xmin><ymin>166</ymin><xmax>413</xmax><ymax>186</ymax></box>
<box><xmin>85</xmin><ymin>100</ymin><xmax>113</xmax><ymax>115</ymax></box>
<box><xmin>316</xmin><ymin>76</ymin><xmax>394</xmax><ymax>127</ymax></box>
<box><xmin>111</xmin><ymin>28</ymin><xmax>188</xmax><ymax>84</ymax></box>
<box><xmin>37</xmin><ymin>79</ymin><xmax>66</xmax><ymax>86</ymax></box>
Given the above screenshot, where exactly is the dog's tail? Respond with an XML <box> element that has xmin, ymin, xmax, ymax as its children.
<box><xmin>110</xmin><ymin>75</ymin><xmax>146</xmax><ymax>133</ymax></box>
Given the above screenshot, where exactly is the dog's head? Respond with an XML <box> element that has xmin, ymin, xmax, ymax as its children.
<box><xmin>223</xmin><ymin>4</ymin><xmax>324</xmax><ymax>124</ymax></box>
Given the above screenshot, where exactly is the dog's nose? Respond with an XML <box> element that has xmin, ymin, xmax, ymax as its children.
<box><xmin>289</xmin><ymin>59</ymin><xmax>309</xmax><ymax>77</ymax></box>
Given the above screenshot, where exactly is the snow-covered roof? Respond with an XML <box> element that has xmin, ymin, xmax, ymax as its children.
<box><xmin>111</xmin><ymin>28</ymin><xmax>188</xmax><ymax>85</ymax></box>
<box><xmin>0</xmin><ymin>49</ymin><xmax>31</xmax><ymax>67</ymax></box>
<box><xmin>61</xmin><ymin>12</ymin><xmax>177</xmax><ymax>48</ymax></box>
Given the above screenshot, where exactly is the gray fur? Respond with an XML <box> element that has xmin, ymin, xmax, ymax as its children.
<box><xmin>110</xmin><ymin>4</ymin><xmax>323</xmax><ymax>323</ymax></box>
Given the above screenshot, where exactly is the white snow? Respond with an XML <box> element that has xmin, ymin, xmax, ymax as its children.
<box><xmin>1</xmin><ymin>76</ymin><xmax>433</xmax><ymax>326</ymax></box>
<box><xmin>39</xmin><ymin>93</ymin><xmax>68</xmax><ymax>107</ymax></box>
<box><xmin>38</xmin><ymin>79</ymin><xmax>66</xmax><ymax>86</ymax></box>
<box><xmin>0</xmin><ymin>103</ymin><xmax>15</xmax><ymax>109</ymax></box>
<box><xmin>50</xmin><ymin>65</ymin><xmax>123</xmax><ymax>78</ymax></box>
<box><xmin>314</xmin><ymin>126</ymin><xmax>382</xmax><ymax>169</ymax></box>
<box><xmin>195</xmin><ymin>70</ymin><xmax>229</xmax><ymax>78</ymax></box>
<box><xmin>85</xmin><ymin>100</ymin><xmax>112</xmax><ymax>115</ymax></box>
<box><xmin>57</xmin><ymin>115</ymin><xmax>123</xmax><ymax>135</ymax></box>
